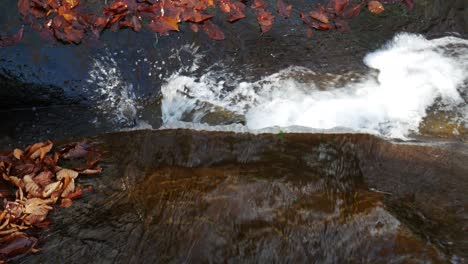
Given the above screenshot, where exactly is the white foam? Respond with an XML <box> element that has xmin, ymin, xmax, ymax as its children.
<box><xmin>161</xmin><ymin>33</ymin><xmax>468</xmax><ymax>139</ymax></box>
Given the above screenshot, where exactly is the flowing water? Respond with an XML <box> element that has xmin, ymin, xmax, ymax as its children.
<box><xmin>1</xmin><ymin>0</ymin><xmax>467</xmax><ymax>263</ymax></box>
<box><xmin>160</xmin><ymin>33</ymin><xmax>468</xmax><ymax>139</ymax></box>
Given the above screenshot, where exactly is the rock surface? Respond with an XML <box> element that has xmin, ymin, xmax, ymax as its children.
<box><xmin>16</xmin><ymin>130</ymin><xmax>467</xmax><ymax>263</ymax></box>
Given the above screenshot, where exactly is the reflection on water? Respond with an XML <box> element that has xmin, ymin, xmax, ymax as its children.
<box><xmin>19</xmin><ymin>130</ymin><xmax>466</xmax><ymax>263</ymax></box>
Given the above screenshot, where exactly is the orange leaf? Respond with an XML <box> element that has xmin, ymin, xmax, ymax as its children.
<box><xmin>149</xmin><ymin>17</ymin><xmax>179</xmax><ymax>34</ymax></box>
<box><xmin>201</xmin><ymin>20</ymin><xmax>225</xmax><ymax>40</ymax></box>
<box><xmin>256</xmin><ymin>8</ymin><xmax>275</xmax><ymax>33</ymax></box>
<box><xmin>368</xmin><ymin>1</ymin><xmax>384</xmax><ymax>14</ymax></box>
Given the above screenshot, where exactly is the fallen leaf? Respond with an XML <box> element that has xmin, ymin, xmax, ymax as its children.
<box><xmin>334</xmin><ymin>0</ymin><xmax>348</xmax><ymax>14</ymax></box>
<box><xmin>276</xmin><ymin>0</ymin><xmax>291</xmax><ymax>19</ymax></box>
<box><xmin>34</xmin><ymin>171</ymin><xmax>54</xmax><ymax>187</ymax></box>
<box><xmin>29</xmin><ymin>141</ymin><xmax>52</xmax><ymax>160</ymax></box>
<box><xmin>68</xmin><ymin>184</ymin><xmax>83</xmax><ymax>199</ymax></box>
<box><xmin>251</xmin><ymin>0</ymin><xmax>266</xmax><ymax>9</ymax></box>
<box><xmin>0</xmin><ymin>235</ymin><xmax>37</xmax><ymax>257</ymax></box>
<box><xmin>42</xmin><ymin>181</ymin><xmax>62</xmax><ymax>198</ymax></box>
<box><xmin>18</xmin><ymin>0</ymin><xmax>30</xmax><ymax>16</ymax></box>
<box><xmin>309</xmin><ymin>4</ymin><xmax>329</xmax><ymax>24</ymax></box>
<box><xmin>56</xmin><ymin>168</ymin><xmax>78</xmax><ymax>180</ymax></box>
<box><xmin>306</xmin><ymin>28</ymin><xmax>313</xmax><ymax>38</ymax></box>
<box><xmin>13</xmin><ymin>149</ymin><xmax>23</xmax><ymax>160</ymax></box>
<box><xmin>148</xmin><ymin>17</ymin><xmax>179</xmax><ymax>34</ymax></box>
<box><xmin>201</xmin><ymin>20</ymin><xmax>225</xmax><ymax>40</ymax></box>
<box><xmin>342</xmin><ymin>3</ymin><xmax>362</xmax><ymax>18</ymax></box>
<box><xmin>189</xmin><ymin>22</ymin><xmax>199</xmax><ymax>32</ymax></box>
<box><xmin>23</xmin><ymin>175</ymin><xmax>42</xmax><ymax>198</ymax></box>
<box><xmin>368</xmin><ymin>1</ymin><xmax>384</xmax><ymax>14</ymax></box>
<box><xmin>78</xmin><ymin>167</ymin><xmax>102</xmax><ymax>175</ymax></box>
<box><xmin>256</xmin><ymin>8</ymin><xmax>275</xmax><ymax>33</ymax></box>
<box><xmin>61</xmin><ymin>178</ymin><xmax>75</xmax><ymax>198</ymax></box>
<box><xmin>60</xmin><ymin>198</ymin><xmax>73</xmax><ymax>208</ymax></box>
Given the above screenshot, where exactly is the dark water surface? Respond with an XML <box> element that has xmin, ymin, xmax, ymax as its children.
<box><xmin>14</xmin><ymin>130</ymin><xmax>467</xmax><ymax>263</ymax></box>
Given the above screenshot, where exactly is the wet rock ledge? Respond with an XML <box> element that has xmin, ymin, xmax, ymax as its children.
<box><xmin>14</xmin><ymin>129</ymin><xmax>468</xmax><ymax>263</ymax></box>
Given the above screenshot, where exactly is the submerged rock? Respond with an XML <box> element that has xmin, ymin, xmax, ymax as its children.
<box><xmin>17</xmin><ymin>130</ymin><xmax>467</xmax><ymax>263</ymax></box>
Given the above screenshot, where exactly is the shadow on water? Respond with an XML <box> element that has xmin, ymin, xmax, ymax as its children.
<box><xmin>15</xmin><ymin>130</ymin><xmax>467</xmax><ymax>263</ymax></box>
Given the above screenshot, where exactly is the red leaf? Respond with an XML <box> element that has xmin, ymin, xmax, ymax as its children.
<box><xmin>256</xmin><ymin>8</ymin><xmax>275</xmax><ymax>33</ymax></box>
<box><xmin>368</xmin><ymin>1</ymin><xmax>384</xmax><ymax>14</ymax></box>
<box><xmin>227</xmin><ymin>1</ymin><xmax>246</xmax><ymax>22</ymax></box>
<box><xmin>0</xmin><ymin>235</ymin><xmax>37</xmax><ymax>257</ymax></box>
<box><xmin>148</xmin><ymin>17</ymin><xmax>179</xmax><ymax>34</ymax></box>
<box><xmin>306</xmin><ymin>28</ymin><xmax>313</xmax><ymax>38</ymax></box>
<box><xmin>309</xmin><ymin>4</ymin><xmax>329</xmax><ymax>24</ymax></box>
<box><xmin>251</xmin><ymin>0</ymin><xmax>266</xmax><ymax>9</ymax></box>
<box><xmin>300</xmin><ymin>13</ymin><xmax>332</xmax><ymax>31</ymax></box>
<box><xmin>342</xmin><ymin>3</ymin><xmax>362</xmax><ymax>18</ymax></box>
<box><xmin>181</xmin><ymin>10</ymin><xmax>213</xmax><ymax>23</ymax></box>
<box><xmin>201</xmin><ymin>20</ymin><xmax>225</xmax><ymax>40</ymax></box>
<box><xmin>334</xmin><ymin>0</ymin><xmax>348</xmax><ymax>14</ymax></box>
<box><xmin>277</xmin><ymin>0</ymin><xmax>292</xmax><ymax>19</ymax></box>
<box><xmin>18</xmin><ymin>0</ymin><xmax>30</xmax><ymax>16</ymax></box>
<box><xmin>189</xmin><ymin>22</ymin><xmax>199</xmax><ymax>32</ymax></box>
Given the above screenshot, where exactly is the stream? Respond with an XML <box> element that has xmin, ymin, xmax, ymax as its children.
<box><xmin>1</xmin><ymin>0</ymin><xmax>467</xmax><ymax>263</ymax></box>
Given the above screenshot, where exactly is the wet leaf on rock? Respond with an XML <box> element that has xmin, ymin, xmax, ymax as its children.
<box><xmin>149</xmin><ymin>17</ymin><xmax>179</xmax><ymax>34</ymax></box>
<box><xmin>256</xmin><ymin>8</ymin><xmax>275</xmax><ymax>33</ymax></box>
<box><xmin>201</xmin><ymin>20</ymin><xmax>225</xmax><ymax>40</ymax></box>
<box><xmin>276</xmin><ymin>0</ymin><xmax>291</xmax><ymax>19</ymax></box>
<box><xmin>368</xmin><ymin>0</ymin><xmax>384</xmax><ymax>14</ymax></box>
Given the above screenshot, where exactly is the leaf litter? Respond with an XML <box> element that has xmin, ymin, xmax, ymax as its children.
<box><xmin>0</xmin><ymin>140</ymin><xmax>101</xmax><ymax>262</ymax></box>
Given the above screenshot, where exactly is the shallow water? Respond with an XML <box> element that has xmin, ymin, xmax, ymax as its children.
<box><xmin>14</xmin><ymin>130</ymin><xmax>467</xmax><ymax>263</ymax></box>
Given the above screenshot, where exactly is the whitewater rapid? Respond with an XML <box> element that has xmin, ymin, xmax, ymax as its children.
<box><xmin>160</xmin><ymin>33</ymin><xmax>468</xmax><ymax>139</ymax></box>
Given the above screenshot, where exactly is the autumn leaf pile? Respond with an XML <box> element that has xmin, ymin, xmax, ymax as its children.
<box><xmin>0</xmin><ymin>140</ymin><xmax>101</xmax><ymax>262</ymax></box>
<box><xmin>10</xmin><ymin>0</ymin><xmax>414</xmax><ymax>45</ymax></box>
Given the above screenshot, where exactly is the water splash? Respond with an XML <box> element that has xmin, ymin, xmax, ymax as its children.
<box><xmin>161</xmin><ymin>33</ymin><xmax>468</xmax><ymax>139</ymax></box>
<box><xmin>87</xmin><ymin>53</ymin><xmax>138</xmax><ymax>126</ymax></box>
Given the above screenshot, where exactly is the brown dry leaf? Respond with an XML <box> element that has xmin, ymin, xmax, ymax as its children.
<box><xmin>61</xmin><ymin>178</ymin><xmax>75</xmax><ymax>198</ymax></box>
<box><xmin>8</xmin><ymin>176</ymin><xmax>23</xmax><ymax>189</ymax></box>
<box><xmin>78</xmin><ymin>167</ymin><xmax>102</xmax><ymax>175</ymax></box>
<box><xmin>13</xmin><ymin>149</ymin><xmax>23</xmax><ymax>160</ymax></box>
<box><xmin>368</xmin><ymin>1</ymin><xmax>384</xmax><ymax>14</ymax></box>
<box><xmin>56</xmin><ymin>168</ymin><xmax>78</xmax><ymax>180</ymax></box>
<box><xmin>23</xmin><ymin>198</ymin><xmax>55</xmax><ymax>222</ymax></box>
<box><xmin>42</xmin><ymin>181</ymin><xmax>62</xmax><ymax>198</ymax></box>
<box><xmin>23</xmin><ymin>175</ymin><xmax>42</xmax><ymax>198</ymax></box>
<box><xmin>60</xmin><ymin>198</ymin><xmax>73</xmax><ymax>208</ymax></box>
<box><xmin>29</xmin><ymin>141</ymin><xmax>53</xmax><ymax>160</ymax></box>
<box><xmin>34</xmin><ymin>171</ymin><xmax>54</xmax><ymax>187</ymax></box>
<box><xmin>148</xmin><ymin>17</ymin><xmax>179</xmax><ymax>34</ymax></box>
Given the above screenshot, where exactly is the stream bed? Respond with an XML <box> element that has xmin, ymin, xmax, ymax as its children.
<box><xmin>16</xmin><ymin>130</ymin><xmax>468</xmax><ymax>263</ymax></box>
<box><xmin>1</xmin><ymin>0</ymin><xmax>467</xmax><ymax>263</ymax></box>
